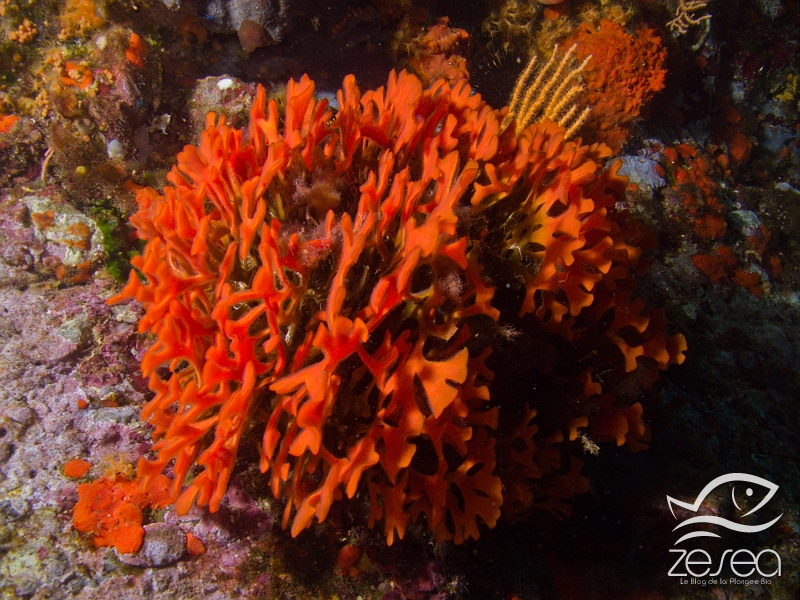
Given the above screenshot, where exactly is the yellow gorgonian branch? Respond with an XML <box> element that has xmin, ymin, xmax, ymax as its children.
<box><xmin>667</xmin><ymin>0</ymin><xmax>712</xmax><ymax>44</ymax></box>
<box><xmin>504</xmin><ymin>44</ymin><xmax>591</xmax><ymax>139</ymax></box>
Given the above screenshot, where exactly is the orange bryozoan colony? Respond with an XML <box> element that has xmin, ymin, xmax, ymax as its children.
<box><xmin>106</xmin><ymin>70</ymin><xmax>685</xmax><ymax>546</ymax></box>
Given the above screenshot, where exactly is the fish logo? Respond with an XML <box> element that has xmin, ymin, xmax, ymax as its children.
<box><xmin>667</xmin><ymin>473</ymin><xmax>783</xmax><ymax>545</ymax></box>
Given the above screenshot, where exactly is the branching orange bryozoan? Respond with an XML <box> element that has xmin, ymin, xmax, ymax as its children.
<box><xmin>106</xmin><ymin>69</ymin><xmax>685</xmax><ymax>546</ymax></box>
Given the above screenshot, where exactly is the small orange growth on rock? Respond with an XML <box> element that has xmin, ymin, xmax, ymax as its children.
<box><xmin>663</xmin><ymin>145</ymin><xmax>725</xmax><ymax>225</ymax></box>
<box><xmin>336</xmin><ymin>543</ymin><xmax>361</xmax><ymax>577</ymax></box>
<box><xmin>72</xmin><ymin>261</ymin><xmax>92</xmax><ymax>284</ymax></box>
<box><xmin>694</xmin><ymin>213</ymin><xmax>727</xmax><ymax>239</ymax></box>
<box><xmin>662</xmin><ymin>147</ymin><xmax>678</xmax><ymax>164</ymax></box>
<box><xmin>54</xmin><ymin>261</ymin><xmax>92</xmax><ymax>285</ymax></box>
<box><xmin>717</xmin><ymin>99</ymin><xmax>752</xmax><ymax>164</ymax></box>
<box><xmin>692</xmin><ymin>254</ymin><xmax>725</xmax><ymax>283</ymax></box>
<box><xmin>676</xmin><ymin>144</ymin><xmax>696</xmax><ymax>159</ymax></box>
<box><xmin>692</xmin><ymin>250</ymin><xmax>733</xmax><ymax>283</ymax></box>
<box><xmin>543</xmin><ymin>3</ymin><xmax>570</xmax><ymax>21</ymax></box>
<box><xmin>767</xmin><ymin>256</ymin><xmax>782</xmax><ymax>278</ymax></box>
<box><xmin>77</xmin><ymin>398</ymin><xmax>89</xmax><ymax>409</ymax></box>
<box><xmin>178</xmin><ymin>15</ymin><xmax>208</xmax><ymax>46</ymax></box>
<box><xmin>185</xmin><ymin>532</ymin><xmax>206</xmax><ymax>556</ymax></box>
<box><xmin>42</xmin><ymin>257</ymin><xmax>62</xmax><ymax>271</ymax></box>
<box><xmin>726</xmin><ymin>131</ymin><xmax>752</xmax><ymax>163</ymax></box>
<box><xmin>237</xmin><ymin>19</ymin><xmax>271</xmax><ymax>53</ymax></box>
<box><xmin>73</xmin><ymin>473</ymin><xmax>171</xmax><ymax>554</ymax></box>
<box><xmin>125</xmin><ymin>33</ymin><xmax>147</xmax><ymax>68</ymax></box>
<box><xmin>64</xmin><ymin>238</ymin><xmax>91</xmax><ymax>250</ymax></box>
<box><xmin>32</xmin><ymin>210</ymin><xmax>55</xmax><ymax>229</ymax></box>
<box><xmin>61</xmin><ymin>61</ymin><xmax>93</xmax><ymax>90</ymax></box>
<box><xmin>733</xmin><ymin>268</ymin><xmax>763</xmax><ymax>298</ymax></box>
<box><xmin>747</xmin><ymin>224</ymin><xmax>771</xmax><ymax>256</ymax></box>
<box><xmin>64</xmin><ymin>459</ymin><xmax>92</xmax><ymax>478</ymax></box>
<box><xmin>0</xmin><ymin>114</ymin><xmax>19</xmax><ymax>133</ymax></box>
<box><xmin>65</xmin><ymin>222</ymin><xmax>92</xmax><ymax>250</ymax></box>
<box><xmin>714</xmin><ymin>151</ymin><xmax>730</xmax><ymax>172</ymax></box>
<box><xmin>692</xmin><ymin>247</ymin><xmax>764</xmax><ymax>296</ymax></box>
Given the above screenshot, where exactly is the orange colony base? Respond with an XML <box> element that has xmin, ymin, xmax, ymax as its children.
<box><xmin>99</xmin><ymin>69</ymin><xmax>685</xmax><ymax>549</ymax></box>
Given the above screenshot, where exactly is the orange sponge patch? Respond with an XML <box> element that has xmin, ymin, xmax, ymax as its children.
<box><xmin>64</xmin><ymin>459</ymin><xmax>92</xmax><ymax>478</ymax></box>
<box><xmin>125</xmin><ymin>32</ymin><xmax>146</xmax><ymax>67</ymax></box>
<box><xmin>185</xmin><ymin>532</ymin><xmax>206</xmax><ymax>556</ymax></box>
<box><xmin>73</xmin><ymin>474</ymin><xmax>171</xmax><ymax>553</ymax></box>
<box><xmin>564</xmin><ymin>20</ymin><xmax>667</xmax><ymax>152</ymax></box>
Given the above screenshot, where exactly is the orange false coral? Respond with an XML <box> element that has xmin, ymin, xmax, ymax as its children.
<box><xmin>564</xmin><ymin>20</ymin><xmax>667</xmax><ymax>152</ymax></box>
<box><xmin>114</xmin><ymin>71</ymin><xmax>506</xmax><ymax>543</ymax></box>
<box><xmin>479</xmin><ymin>126</ymin><xmax>686</xmax><ymax>378</ymax></box>
<box><xmin>107</xmin><ymin>69</ymin><xmax>684</xmax><ymax>545</ymax></box>
<box><xmin>501</xmin><ymin>407</ymin><xmax>590</xmax><ymax>521</ymax></box>
<box><xmin>590</xmin><ymin>396</ymin><xmax>650</xmax><ymax>449</ymax></box>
